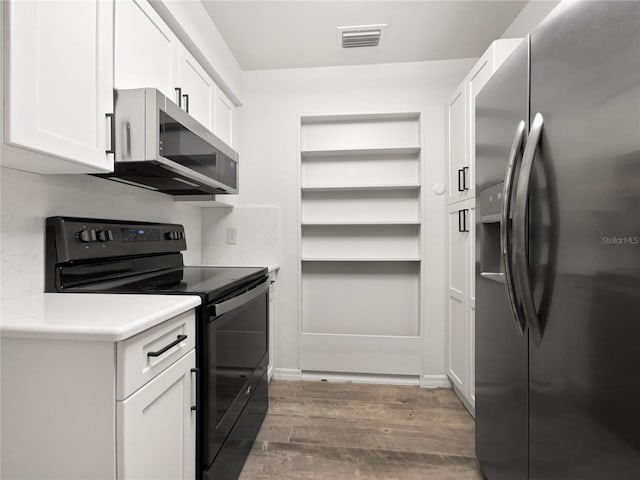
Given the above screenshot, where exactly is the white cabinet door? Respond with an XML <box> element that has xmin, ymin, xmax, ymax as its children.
<box><xmin>467</xmin><ymin>201</ymin><xmax>476</xmax><ymax>408</ymax></box>
<box><xmin>114</xmin><ymin>0</ymin><xmax>180</xmax><ymax>101</ymax></box>
<box><xmin>215</xmin><ymin>88</ymin><xmax>235</xmax><ymax>147</ymax></box>
<box><xmin>446</xmin><ymin>203</ymin><xmax>469</xmax><ymax>392</ymax></box>
<box><xmin>117</xmin><ymin>349</ymin><xmax>196</xmax><ymax>480</ymax></box>
<box><xmin>178</xmin><ymin>47</ymin><xmax>216</xmax><ymax>130</ymax></box>
<box><xmin>268</xmin><ymin>274</ymin><xmax>276</xmax><ymax>378</ymax></box>
<box><xmin>4</xmin><ymin>0</ymin><xmax>114</xmax><ymax>173</ymax></box>
<box><xmin>446</xmin><ymin>84</ymin><xmax>467</xmax><ymax>204</ymax></box>
<box><xmin>467</xmin><ymin>47</ymin><xmax>495</xmax><ymax>200</ymax></box>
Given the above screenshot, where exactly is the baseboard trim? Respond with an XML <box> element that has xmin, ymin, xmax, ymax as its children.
<box><xmin>419</xmin><ymin>375</ymin><xmax>452</xmax><ymax>389</ymax></box>
<box><xmin>452</xmin><ymin>383</ymin><xmax>476</xmax><ymax>418</ymax></box>
<box><xmin>267</xmin><ymin>364</ymin><xmax>274</xmax><ymax>382</ymax></box>
<box><xmin>273</xmin><ymin>369</ymin><xmax>421</xmax><ymax>386</ymax></box>
<box><xmin>301</xmin><ymin>371</ymin><xmax>420</xmax><ymax>386</ymax></box>
<box><xmin>272</xmin><ymin>370</ymin><xmax>455</xmax><ymax>389</ymax></box>
<box><xmin>271</xmin><ymin>368</ymin><xmax>303</xmax><ymax>381</ymax></box>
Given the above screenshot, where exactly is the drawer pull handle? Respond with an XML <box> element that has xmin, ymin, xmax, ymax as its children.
<box><xmin>190</xmin><ymin>368</ymin><xmax>199</xmax><ymax>412</ymax></box>
<box><xmin>147</xmin><ymin>334</ymin><xmax>187</xmax><ymax>357</ymax></box>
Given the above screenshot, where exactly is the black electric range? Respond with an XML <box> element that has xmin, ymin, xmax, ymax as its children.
<box><xmin>45</xmin><ymin>216</ymin><xmax>269</xmax><ymax>480</ymax></box>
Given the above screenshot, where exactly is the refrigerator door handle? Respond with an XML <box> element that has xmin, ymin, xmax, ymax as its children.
<box><xmin>500</xmin><ymin>120</ymin><xmax>527</xmax><ymax>336</ymax></box>
<box><xmin>514</xmin><ymin>112</ymin><xmax>545</xmax><ymax>344</ymax></box>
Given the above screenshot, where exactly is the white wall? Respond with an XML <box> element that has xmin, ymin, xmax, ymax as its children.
<box><xmin>200</xmin><ymin>206</ymin><xmax>279</xmax><ymax>268</ymax></box>
<box><xmin>233</xmin><ymin>58</ymin><xmax>476</xmax><ymax>375</ymax></box>
<box><xmin>502</xmin><ymin>0</ymin><xmax>560</xmax><ymax>38</ymax></box>
<box><xmin>0</xmin><ymin>167</ymin><xmax>202</xmax><ymax>301</ymax></box>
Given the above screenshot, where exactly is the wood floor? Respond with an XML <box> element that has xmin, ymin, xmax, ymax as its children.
<box><xmin>239</xmin><ymin>380</ymin><xmax>482</xmax><ymax>480</ymax></box>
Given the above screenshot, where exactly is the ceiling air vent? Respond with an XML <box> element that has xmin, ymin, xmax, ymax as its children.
<box><xmin>338</xmin><ymin>24</ymin><xmax>387</xmax><ymax>49</ymax></box>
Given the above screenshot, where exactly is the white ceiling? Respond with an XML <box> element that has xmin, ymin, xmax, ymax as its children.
<box><xmin>202</xmin><ymin>1</ymin><xmax>528</xmax><ymax>71</ymax></box>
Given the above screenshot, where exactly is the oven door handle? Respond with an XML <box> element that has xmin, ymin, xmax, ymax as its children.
<box><xmin>214</xmin><ymin>279</ymin><xmax>269</xmax><ymax>316</ymax></box>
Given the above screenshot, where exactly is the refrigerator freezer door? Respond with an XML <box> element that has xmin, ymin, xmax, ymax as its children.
<box><xmin>475</xmin><ymin>39</ymin><xmax>529</xmax><ymax>480</ymax></box>
<box><xmin>528</xmin><ymin>2</ymin><xmax>640</xmax><ymax>478</ymax></box>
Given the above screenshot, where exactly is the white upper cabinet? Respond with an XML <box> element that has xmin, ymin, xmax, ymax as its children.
<box><xmin>2</xmin><ymin>0</ymin><xmax>114</xmax><ymax>173</ymax></box>
<box><xmin>446</xmin><ymin>38</ymin><xmax>522</xmax><ymax>204</ymax></box>
<box><xmin>178</xmin><ymin>47</ymin><xmax>216</xmax><ymax>130</ymax></box>
<box><xmin>114</xmin><ymin>0</ymin><xmax>180</xmax><ymax>101</ymax></box>
<box><xmin>113</xmin><ymin>0</ymin><xmax>235</xmax><ymax>147</ymax></box>
<box><xmin>214</xmin><ymin>88</ymin><xmax>235</xmax><ymax>147</ymax></box>
<box><xmin>446</xmin><ymin>84</ymin><xmax>468</xmax><ymax>204</ymax></box>
<box><xmin>467</xmin><ymin>48</ymin><xmax>496</xmax><ymax>199</ymax></box>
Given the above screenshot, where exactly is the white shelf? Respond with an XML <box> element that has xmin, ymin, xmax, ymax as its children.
<box><xmin>301</xmin><ymin>146</ymin><xmax>421</xmax><ymax>158</ymax></box>
<box><xmin>301</xmin><ymin>112</ymin><xmax>420</xmax><ymax>125</ymax></box>
<box><xmin>300</xmin><ymin>183</ymin><xmax>420</xmax><ymax>192</ymax></box>
<box><xmin>301</xmin><ymin>257</ymin><xmax>421</xmax><ymax>262</ymax></box>
<box><xmin>302</xmin><ymin>220</ymin><xmax>420</xmax><ymax>226</ymax></box>
<box><xmin>298</xmin><ymin>111</ymin><xmax>423</xmax><ymax>374</ymax></box>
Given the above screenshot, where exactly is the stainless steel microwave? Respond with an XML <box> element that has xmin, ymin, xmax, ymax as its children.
<box><xmin>96</xmin><ymin>88</ymin><xmax>238</xmax><ymax>196</ymax></box>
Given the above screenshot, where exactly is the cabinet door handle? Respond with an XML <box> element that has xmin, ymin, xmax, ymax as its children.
<box><xmin>182</xmin><ymin>94</ymin><xmax>190</xmax><ymax>113</ymax></box>
<box><xmin>105</xmin><ymin>113</ymin><xmax>115</xmax><ymax>154</ymax></box>
<box><xmin>458</xmin><ymin>209</ymin><xmax>463</xmax><ymax>232</ymax></box>
<box><xmin>147</xmin><ymin>334</ymin><xmax>187</xmax><ymax>357</ymax></box>
<box><xmin>175</xmin><ymin>87</ymin><xmax>182</xmax><ymax>107</ymax></box>
<box><xmin>462</xmin><ymin>209</ymin><xmax>469</xmax><ymax>232</ymax></box>
<box><xmin>463</xmin><ymin>166</ymin><xmax>470</xmax><ymax>191</ymax></box>
<box><xmin>190</xmin><ymin>367</ymin><xmax>199</xmax><ymax>412</ymax></box>
<box><xmin>457</xmin><ymin>168</ymin><xmax>464</xmax><ymax>192</ymax></box>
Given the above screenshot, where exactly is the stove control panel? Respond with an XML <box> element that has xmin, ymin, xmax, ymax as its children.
<box><xmin>47</xmin><ymin>217</ymin><xmax>187</xmax><ymax>263</ymax></box>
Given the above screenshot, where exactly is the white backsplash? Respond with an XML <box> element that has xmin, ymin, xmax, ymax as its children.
<box><xmin>201</xmin><ymin>206</ymin><xmax>279</xmax><ymax>268</ymax></box>
<box><xmin>0</xmin><ymin>166</ymin><xmax>202</xmax><ymax>300</ymax></box>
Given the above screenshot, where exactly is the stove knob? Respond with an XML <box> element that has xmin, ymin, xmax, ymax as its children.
<box><xmin>96</xmin><ymin>230</ymin><xmax>114</xmax><ymax>242</ymax></box>
<box><xmin>165</xmin><ymin>231</ymin><xmax>178</xmax><ymax>240</ymax></box>
<box><xmin>78</xmin><ymin>229</ymin><xmax>97</xmax><ymax>242</ymax></box>
<box><xmin>178</xmin><ymin>231</ymin><xmax>185</xmax><ymax>240</ymax></box>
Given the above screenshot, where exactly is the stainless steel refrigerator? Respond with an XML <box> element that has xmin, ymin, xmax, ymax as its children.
<box><xmin>475</xmin><ymin>1</ymin><xmax>640</xmax><ymax>479</ymax></box>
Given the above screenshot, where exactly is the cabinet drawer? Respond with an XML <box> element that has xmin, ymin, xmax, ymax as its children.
<box><xmin>117</xmin><ymin>310</ymin><xmax>195</xmax><ymax>400</ymax></box>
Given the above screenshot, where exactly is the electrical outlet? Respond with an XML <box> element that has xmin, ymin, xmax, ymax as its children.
<box><xmin>226</xmin><ymin>227</ymin><xmax>237</xmax><ymax>245</ymax></box>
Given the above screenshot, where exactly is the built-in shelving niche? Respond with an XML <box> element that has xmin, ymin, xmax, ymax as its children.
<box><xmin>299</xmin><ymin>112</ymin><xmax>422</xmax><ymax>376</ymax></box>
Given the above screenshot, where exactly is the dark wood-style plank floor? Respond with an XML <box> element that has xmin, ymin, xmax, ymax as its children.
<box><xmin>239</xmin><ymin>380</ymin><xmax>482</xmax><ymax>480</ymax></box>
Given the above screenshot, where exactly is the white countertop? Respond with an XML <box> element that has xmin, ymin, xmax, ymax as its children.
<box><xmin>0</xmin><ymin>293</ymin><xmax>201</xmax><ymax>342</ymax></box>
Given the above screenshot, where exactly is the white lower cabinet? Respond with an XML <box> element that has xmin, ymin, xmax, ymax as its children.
<box><xmin>0</xmin><ymin>310</ymin><xmax>196</xmax><ymax>480</ymax></box>
<box><xmin>446</xmin><ymin>199</ymin><xmax>475</xmax><ymax>413</ymax></box>
<box><xmin>118</xmin><ymin>349</ymin><xmax>196</xmax><ymax>480</ymax></box>
<box><xmin>268</xmin><ymin>271</ymin><xmax>277</xmax><ymax>379</ymax></box>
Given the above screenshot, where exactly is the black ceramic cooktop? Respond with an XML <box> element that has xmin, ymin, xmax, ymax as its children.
<box><xmin>70</xmin><ymin>266</ymin><xmax>267</xmax><ymax>304</ymax></box>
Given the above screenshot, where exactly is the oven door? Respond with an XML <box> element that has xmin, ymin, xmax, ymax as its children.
<box><xmin>203</xmin><ymin>277</ymin><xmax>269</xmax><ymax>468</ymax></box>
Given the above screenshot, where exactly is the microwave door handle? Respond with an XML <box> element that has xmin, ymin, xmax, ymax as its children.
<box><xmin>214</xmin><ymin>279</ymin><xmax>269</xmax><ymax>316</ymax></box>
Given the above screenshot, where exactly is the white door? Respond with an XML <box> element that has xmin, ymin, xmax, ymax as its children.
<box><xmin>467</xmin><ymin>46</ymin><xmax>496</xmax><ymax>199</ymax></box>
<box><xmin>114</xmin><ymin>0</ymin><xmax>181</xmax><ymax>101</ymax></box>
<box><xmin>446</xmin><ymin>203</ymin><xmax>469</xmax><ymax>391</ymax></box>
<box><xmin>178</xmin><ymin>47</ymin><xmax>216</xmax><ymax>129</ymax></box>
<box><xmin>215</xmin><ymin>88</ymin><xmax>235</xmax><ymax>147</ymax></box>
<box><xmin>446</xmin><ymin>84</ymin><xmax>467</xmax><ymax>204</ymax></box>
<box><xmin>117</xmin><ymin>350</ymin><xmax>196</xmax><ymax>480</ymax></box>
<box><xmin>4</xmin><ymin>0</ymin><xmax>114</xmax><ymax>172</ymax></box>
